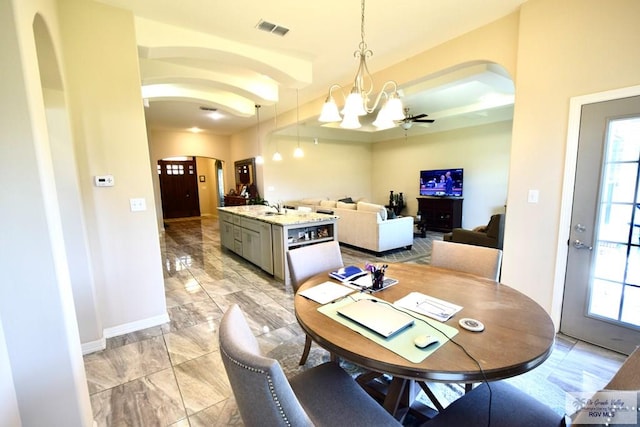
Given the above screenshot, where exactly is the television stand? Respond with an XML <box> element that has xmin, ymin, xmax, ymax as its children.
<box><xmin>417</xmin><ymin>197</ymin><xmax>463</xmax><ymax>233</ymax></box>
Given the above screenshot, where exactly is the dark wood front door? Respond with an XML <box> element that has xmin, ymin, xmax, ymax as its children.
<box><xmin>158</xmin><ymin>158</ymin><xmax>201</xmax><ymax>219</ymax></box>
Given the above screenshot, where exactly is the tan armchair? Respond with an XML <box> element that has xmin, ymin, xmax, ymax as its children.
<box><xmin>444</xmin><ymin>213</ymin><xmax>505</xmax><ymax>249</ymax></box>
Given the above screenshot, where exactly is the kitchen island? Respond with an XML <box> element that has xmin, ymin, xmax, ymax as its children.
<box><xmin>218</xmin><ymin>205</ymin><xmax>338</xmax><ymax>285</ymax></box>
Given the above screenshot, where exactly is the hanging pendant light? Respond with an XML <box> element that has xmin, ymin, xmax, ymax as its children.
<box><xmin>272</xmin><ymin>103</ymin><xmax>282</xmax><ymax>161</ymax></box>
<box><xmin>254</xmin><ymin>105</ymin><xmax>264</xmax><ymax>164</ymax></box>
<box><xmin>294</xmin><ymin>89</ymin><xmax>304</xmax><ymax>158</ymax></box>
<box><xmin>318</xmin><ymin>0</ymin><xmax>405</xmax><ymax>129</ymax></box>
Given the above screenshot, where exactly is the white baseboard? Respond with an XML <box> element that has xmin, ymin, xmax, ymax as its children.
<box><xmin>81</xmin><ymin>312</ymin><xmax>170</xmax><ymax>354</ymax></box>
<box><xmin>81</xmin><ymin>337</ymin><xmax>106</xmax><ymax>355</ymax></box>
<box><xmin>103</xmin><ymin>313</ymin><xmax>170</xmax><ymax>339</ymax></box>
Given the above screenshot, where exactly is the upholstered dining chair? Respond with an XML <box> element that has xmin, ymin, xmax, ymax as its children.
<box><xmin>287</xmin><ymin>240</ymin><xmax>344</xmax><ymax>365</ymax></box>
<box><xmin>430</xmin><ymin>240</ymin><xmax>503</xmax><ymax>281</ymax></box>
<box><xmin>219</xmin><ymin>304</ymin><xmax>401</xmax><ymax>427</ymax></box>
<box><xmin>423</xmin><ymin>381</ymin><xmax>567</xmax><ymax>427</ymax></box>
<box><xmin>426</xmin><ymin>346</ymin><xmax>640</xmax><ymax>426</ymax></box>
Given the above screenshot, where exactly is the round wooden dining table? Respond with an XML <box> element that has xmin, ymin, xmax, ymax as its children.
<box><xmin>294</xmin><ymin>263</ymin><xmax>556</xmax><ymax>416</ymax></box>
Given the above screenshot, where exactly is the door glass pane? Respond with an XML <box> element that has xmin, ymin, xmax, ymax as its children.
<box><xmin>589</xmin><ymin>279</ymin><xmax>622</xmax><ymax>320</ymax></box>
<box><xmin>621</xmin><ymin>285</ymin><xmax>640</xmax><ymax>326</ymax></box>
<box><xmin>601</xmin><ymin>163</ymin><xmax>638</xmax><ymax>203</ymax></box>
<box><xmin>593</xmin><ymin>242</ymin><xmax>627</xmax><ymax>283</ymax></box>
<box><xmin>627</xmin><ymin>246</ymin><xmax>640</xmax><ymax>285</ymax></box>
<box><xmin>621</xmin><ymin>286</ymin><xmax>640</xmax><ymax>326</ymax></box>
<box><xmin>607</xmin><ymin>117</ymin><xmax>640</xmax><ymax>162</ymax></box>
<box><xmin>597</xmin><ymin>204</ymin><xmax>633</xmax><ymax>243</ymax></box>
<box><xmin>588</xmin><ymin>116</ymin><xmax>640</xmax><ymax>327</ymax></box>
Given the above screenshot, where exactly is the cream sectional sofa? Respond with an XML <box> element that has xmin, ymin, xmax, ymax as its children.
<box><xmin>284</xmin><ymin>198</ymin><xmax>414</xmax><ymax>254</ymax></box>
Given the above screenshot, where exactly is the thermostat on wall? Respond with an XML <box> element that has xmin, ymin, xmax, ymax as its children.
<box><xmin>94</xmin><ymin>175</ymin><xmax>114</xmax><ymax>187</ymax></box>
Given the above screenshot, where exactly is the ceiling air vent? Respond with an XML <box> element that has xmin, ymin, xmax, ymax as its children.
<box><xmin>256</xmin><ymin>19</ymin><xmax>289</xmax><ymax>37</ymax></box>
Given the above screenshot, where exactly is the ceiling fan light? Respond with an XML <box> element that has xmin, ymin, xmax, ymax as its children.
<box><xmin>342</xmin><ymin>91</ymin><xmax>367</xmax><ymax>116</ymax></box>
<box><xmin>384</xmin><ymin>96</ymin><xmax>405</xmax><ymax>121</ymax></box>
<box><xmin>401</xmin><ymin>121</ymin><xmax>413</xmax><ymax>131</ymax></box>
<box><xmin>319</xmin><ymin>98</ymin><xmax>341</xmax><ymax>122</ymax></box>
<box><xmin>340</xmin><ymin>113</ymin><xmax>362</xmax><ymax>129</ymax></box>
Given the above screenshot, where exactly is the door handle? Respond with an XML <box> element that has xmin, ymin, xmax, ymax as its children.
<box><xmin>573</xmin><ymin>239</ymin><xmax>593</xmax><ymax>250</ymax></box>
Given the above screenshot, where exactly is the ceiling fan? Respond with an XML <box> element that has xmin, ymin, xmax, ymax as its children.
<box><xmin>398</xmin><ymin>107</ymin><xmax>435</xmax><ymax>130</ymax></box>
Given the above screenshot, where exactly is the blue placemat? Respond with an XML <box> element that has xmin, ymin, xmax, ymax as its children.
<box><xmin>317</xmin><ymin>294</ymin><xmax>458</xmax><ymax>363</ymax></box>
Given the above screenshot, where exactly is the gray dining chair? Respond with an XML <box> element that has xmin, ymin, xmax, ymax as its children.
<box><xmin>287</xmin><ymin>240</ymin><xmax>344</xmax><ymax>365</ymax></box>
<box><xmin>430</xmin><ymin>240</ymin><xmax>503</xmax><ymax>281</ymax></box>
<box><xmin>218</xmin><ymin>304</ymin><xmax>401</xmax><ymax>427</ymax></box>
<box><xmin>423</xmin><ymin>381</ymin><xmax>566</xmax><ymax>427</ymax></box>
<box><xmin>427</xmin><ymin>345</ymin><xmax>640</xmax><ymax>426</ymax></box>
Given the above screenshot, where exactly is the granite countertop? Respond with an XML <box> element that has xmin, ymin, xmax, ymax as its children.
<box><xmin>219</xmin><ymin>205</ymin><xmax>338</xmax><ymax>226</ymax></box>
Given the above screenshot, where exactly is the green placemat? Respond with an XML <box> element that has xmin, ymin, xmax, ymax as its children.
<box><xmin>318</xmin><ymin>294</ymin><xmax>458</xmax><ymax>364</ymax></box>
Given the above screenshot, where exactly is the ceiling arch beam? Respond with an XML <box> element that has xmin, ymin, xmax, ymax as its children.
<box><xmin>141</xmin><ymin>84</ymin><xmax>255</xmax><ymax>117</ymax></box>
<box><xmin>139</xmin><ymin>58</ymin><xmax>278</xmax><ymax>105</ymax></box>
<box><xmin>135</xmin><ymin>17</ymin><xmax>312</xmax><ymax>88</ymax></box>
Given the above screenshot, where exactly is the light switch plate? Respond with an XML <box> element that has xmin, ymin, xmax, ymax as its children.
<box><xmin>528</xmin><ymin>189</ymin><xmax>539</xmax><ymax>203</ymax></box>
<box><xmin>129</xmin><ymin>198</ymin><xmax>146</xmax><ymax>212</ymax></box>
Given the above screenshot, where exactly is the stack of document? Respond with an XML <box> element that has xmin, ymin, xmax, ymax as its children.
<box><xmin>394</xmin><ymin>292</ymin><xmax>462</xmax><ymax>322</ymax></box>
<box><xmin>329</xmin><ymin>265</ymin><xmax>368</xmax><ymax>282</ymax></box>
<box><xmin>329</xmin><ymin>265</ymin><xmax>398</xmax><ymax>293</ymax></box>
<box><xmin>298</xmin><ymin>281</ymin><xmax>355</xmax><ymax>304</ymax></box>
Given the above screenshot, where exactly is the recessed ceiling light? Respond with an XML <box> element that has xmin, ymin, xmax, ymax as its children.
<box><xmin>163</xmin><ymin>156</ymin><xmax>190</xmax><ymax>161</ymax></box>
<box><xmin>189</xmin><ymin>127</ymin><xmax>203</xmax><ymax>133</ymax></box>
<box><xmin>200</xmin><ymin>106</ymin><xmax>223</xmax><ymax>120</ymax></box>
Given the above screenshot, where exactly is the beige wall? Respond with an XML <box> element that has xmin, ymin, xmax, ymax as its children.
<box><xmin>504</xmin><ymin>0</ymin><xmax>640</xmax><ymax>323</ymax></box>
<box><xmin>196</xmin><ymin>157</ymin><xmax>219</xmax><ymax>215</ymax></box>
<box><xmin>372</xmin><ymin>121</ymin><xmax>512</xmax><ymax>228</ymax></box>
<box><xmin>263</xmin><ymin>135</ymin><xmax>374</xmax><ymax>203</ymax></box>
<box><xmin>59</xmin><ymin>0</ymin><xmax>167</xmax><ymax>335</ymax></box>
<box><xmin>45</xmin><ymin>88</ymin><xmax>101</xmax><ymax>345</ymax></box>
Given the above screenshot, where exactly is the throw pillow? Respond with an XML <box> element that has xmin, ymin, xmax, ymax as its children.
<box><xmin>337</xmin><ymin>201</ymin><xmax>357</xmax><ymax>210</ymax></box>
<box><xmin>338</xmin><ymin>197</ymin><xmax>354</xmax><ymax>204</ymax></box>
<box><xmin>320</xmin><ymin>200</ymin><xmax>337</xmax><ymax>208</ymax></box>
<box><xmin>387</xmin><ymin>209</ymin><xmax>396</xmax><ymax>219</ymax></box>
<box><xmin>300</xmin><ymin>198</ymin><xmax>322</xmax><ymax>206</ymax></box>
<box><xmin>357</xmin><ymin>201</ymin><xmax>387</xmax><ymax>221</ymax></box>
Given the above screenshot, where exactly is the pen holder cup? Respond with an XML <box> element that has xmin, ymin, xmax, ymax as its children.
<box><xmin>372</xmin><ymin>270</ymin><xmax>384</xmax><ymax>290</ymax></box>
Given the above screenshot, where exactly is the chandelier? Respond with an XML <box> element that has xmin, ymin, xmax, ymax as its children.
<box><xmin>318</xmin><ymin>0</ymin><xmax>405</xmax><ymax>129</ymax></box>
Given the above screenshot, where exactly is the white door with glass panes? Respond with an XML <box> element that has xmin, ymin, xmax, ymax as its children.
<box><xmin>561</xmin><ymin>95</ymin><xmax>640</xmax><ymax>355</ymax></box>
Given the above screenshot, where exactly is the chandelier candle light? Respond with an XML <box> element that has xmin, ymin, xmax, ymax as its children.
<box><xmin>318</xmin><ymin>0</ymin><xmax>405</xmax><ymax>130</ymax></box>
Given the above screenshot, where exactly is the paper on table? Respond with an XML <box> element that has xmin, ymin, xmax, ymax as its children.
<box><xmin>298</xmin><ymin>281</ymin><xmax>355</xmax><ymax>304</ymax></box>
<box><xmin>394</xmin><ymin>292</ymin><xmax>463</xmax><ymax>322</ymax></box>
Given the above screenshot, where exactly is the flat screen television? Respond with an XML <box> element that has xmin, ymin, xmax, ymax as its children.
<box><xmin>419</xmin><ymin>168</ymin><xmax>464</xmax><ymax>197</ymax></box>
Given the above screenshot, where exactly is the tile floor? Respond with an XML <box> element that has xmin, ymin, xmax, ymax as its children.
<box><xmin>83</xmin><ymin>216</ymin><xmax>628</xmax><ymax>426</ymax></box>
